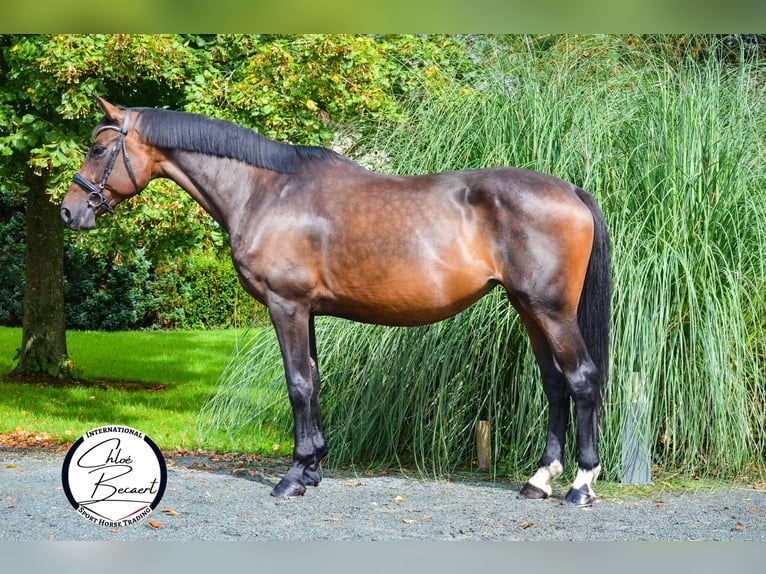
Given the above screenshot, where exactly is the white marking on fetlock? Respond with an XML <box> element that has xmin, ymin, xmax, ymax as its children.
<box><xmin>571</xmin><ymin>465</ymin><xmax>601</xmax><ymax>496</ymax></box>
<box><xmin>527</xmin><ymin>460</ymin><xmax>564</xmax><ymax>497</ymax></box>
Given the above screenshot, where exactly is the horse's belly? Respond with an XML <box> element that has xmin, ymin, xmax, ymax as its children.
<box><xmin>319</xmin><ymin>271</ymin><xmax>498</xmax><ymax>327</ymax></box>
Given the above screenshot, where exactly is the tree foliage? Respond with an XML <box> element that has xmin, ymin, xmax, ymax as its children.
<box><xmin>185</xmin><ymin>34</ymin><xmax>478</xmax><ymax>145</ymax></box>
<box><xmin>187</xmin><ymin>35</ymin><xmax>399</xmax><ymax>144</ymax></box>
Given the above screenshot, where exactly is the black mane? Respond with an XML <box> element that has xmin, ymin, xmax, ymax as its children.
<box><xmin>127</xmin><ymin>108</ymin><xmax>343</xmax><ymax>174</ymax></box>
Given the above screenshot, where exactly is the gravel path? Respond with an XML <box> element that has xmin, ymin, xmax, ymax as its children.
<box><xmin>2</xmin><ymin>447</ymin><xmax>764</xmax><ymax>542</ymax></box>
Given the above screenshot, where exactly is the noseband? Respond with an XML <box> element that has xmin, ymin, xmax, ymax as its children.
<box><xmin>72</xmin><ymin>109</ymin><xmax>140</xmax><ymax>214</ymax></box>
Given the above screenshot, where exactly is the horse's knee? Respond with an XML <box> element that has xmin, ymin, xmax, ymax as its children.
<box><xmin>286</xmin><ymin>376</ymin><xmax>313</xmax><ymax>409</ymax></box>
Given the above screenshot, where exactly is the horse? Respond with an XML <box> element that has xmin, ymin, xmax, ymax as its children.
<box><xmin>61</xmin><ymin>95</ymin><xmax>611</xmax><ymax>506</ymax></box>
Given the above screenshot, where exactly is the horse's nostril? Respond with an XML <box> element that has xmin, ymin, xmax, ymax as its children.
<box><xmin>60</xmin><ymin>206</ymin><xmax>72</xmax><ymax>224</ymax></box>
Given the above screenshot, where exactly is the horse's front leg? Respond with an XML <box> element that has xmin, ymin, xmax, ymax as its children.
<box><xmin>300</xmin><ymin>315</ymin><xmax>328</xmax><ymax>487</ymax></box>
<box><xmin>268</xmin><ymin>299</ymin><xmax>327</xmax><ymax>497</ymax></box>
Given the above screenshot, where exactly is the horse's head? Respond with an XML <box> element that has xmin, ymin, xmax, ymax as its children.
<box><xmin>61</xmin><ymin>95</ymin><xmax>154</xmax><ymax>230</ymax></box>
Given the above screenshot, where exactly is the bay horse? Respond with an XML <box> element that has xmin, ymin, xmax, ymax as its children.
<box><xmin>61</xmin><ymin>96</ymin><xmax>611</xmax><ymax>506</ymax></box>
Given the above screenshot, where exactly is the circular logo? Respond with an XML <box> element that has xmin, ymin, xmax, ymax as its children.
<box><xmin>62</xmin><ymin>426</ymin><xmax>167</xmax><ymax>527</ymax></box>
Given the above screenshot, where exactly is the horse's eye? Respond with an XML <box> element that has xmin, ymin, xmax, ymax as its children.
<box><xmin>90</xmin><ymin>145</ymin><xmax>106</xmax><ymax>158</ymax></box>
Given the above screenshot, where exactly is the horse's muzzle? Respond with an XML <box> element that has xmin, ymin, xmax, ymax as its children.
<box><xmin>60</xmin><ymin>201</ymin><xmax>96</xmax><ymax>231</ymax></box>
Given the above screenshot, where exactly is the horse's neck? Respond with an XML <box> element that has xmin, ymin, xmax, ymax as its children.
<box><xmin>159</xmin><ymin>151</ymin><xmax>261</xmax><ymax>232</ymax></box>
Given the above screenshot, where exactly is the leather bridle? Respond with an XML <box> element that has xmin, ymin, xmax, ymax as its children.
<box><xmin>72</xmin><ymin>109</ymin><xmax>140</xmax><ymax>214</ymax></box>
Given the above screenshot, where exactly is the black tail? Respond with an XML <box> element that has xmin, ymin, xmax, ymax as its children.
<box><xmin>574</xmin><ymin>187</ymin><xmax>611</xmax><ymax>405</ymax></box>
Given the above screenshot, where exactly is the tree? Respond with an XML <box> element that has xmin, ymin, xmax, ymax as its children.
<box><xmin>15</xmin><ymin>165</ymin><xmax>69</xmax><ymax>376</ymax></box>
<box><xmin>0</xmin><ymin>34</ymin><xmax>199</xmax><ymax>378</ymax></box>
<box><xmin>0</xmin><ymin>37</ymin><xmax>78</xmax><ymax>378</ymax></box>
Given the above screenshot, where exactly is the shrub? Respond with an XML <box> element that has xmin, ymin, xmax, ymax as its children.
<box><xmin>64</xmin><ymin>247</ymin><xmax>152</xmax><ymax>331</ymax></box>
<box><xmin>0</xmin><ymin>187</ymin><xmax>25</xmax><ymax>326</ymax></box>
<box><xmin>148</xmin><ymin>252</ymin><xmax>262</xmax><ymax>330</ymax></box>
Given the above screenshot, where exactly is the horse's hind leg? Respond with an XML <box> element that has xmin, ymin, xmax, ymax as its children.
<box><xmin>514</xmin><ymin>309</ymin><xmax>570</xmax><ymax>500</ymax></box>
<box><xmin>514</xmin><ymin>301</ymin><xmax>601</xmax><ymax>506</ymax></box>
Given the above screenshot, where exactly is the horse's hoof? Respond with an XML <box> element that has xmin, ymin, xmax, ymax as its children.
<box><xmin>518</xmin><ymin>482</ymin><xmax>549</xmax><ymax>500</ymax></box>
<box><xmin>302</xmin><ymin>469</ymin><xmax>322</xmax><ymax>487</ymax></box>
<box><xmin>271</xmin><ymin>479</ymin><xmax>306</xmax><ymax>498</ymax></box>
<box><xmin>564</xmin><ymin>486</ymin><xmax>594</xmax><ymax>507</ymax></box>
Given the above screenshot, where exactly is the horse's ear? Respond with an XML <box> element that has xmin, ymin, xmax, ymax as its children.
<box><xmin>92</xmin><ymin>94</ymin><xmax>122</xmax><ymax>122</ymax></box>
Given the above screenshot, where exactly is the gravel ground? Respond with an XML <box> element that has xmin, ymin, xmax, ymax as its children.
<box><xmin>1</xmin><ymin>447</ymin><xmax>765</xmax><ymax>542</ymax></box>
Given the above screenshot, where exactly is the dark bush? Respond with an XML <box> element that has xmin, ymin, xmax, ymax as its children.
<box><xmin>147</xmin><ymin>252</ymin><xmax>261</xmax><ymax>330</ymax></box>
<box><xmin>63</xmin><ymin>247</ymin><xmax>153</xmax><ymax>331</ymax></box>
<box><xmin>0</xmin><ymin>190</ymin><xmax>25</xmax><ymax>326</ymax></box>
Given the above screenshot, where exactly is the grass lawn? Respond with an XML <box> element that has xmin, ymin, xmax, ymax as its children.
<box><xmin>0</xmin><ymin>326</ymin><xmax>292</xmax><ymax>455</ymax></box>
